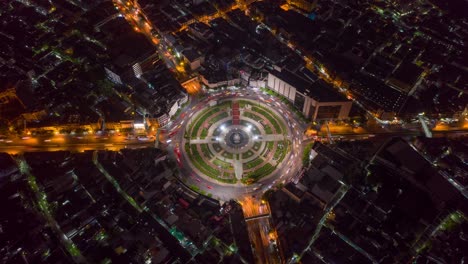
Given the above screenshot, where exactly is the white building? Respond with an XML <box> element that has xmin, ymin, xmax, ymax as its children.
<box><xmin>267</xmin><ymin>66</ymin><xmax>352</xmax><ymax>120</ymax></box>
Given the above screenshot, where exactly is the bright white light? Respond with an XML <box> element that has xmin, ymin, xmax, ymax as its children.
<box><xmin>246</xmin><ymin>124</ymin><xmax>252</xmax><ymax>131</ymax></box>
<box><xmin>134</xmin><ymin>123</ymin><xmax>145</xmax><ymax>129</ymax></box>
<box><xmin>220</xmin><ymin>125</ymin><xmax>226</xmax><ymax>131</ymax></box>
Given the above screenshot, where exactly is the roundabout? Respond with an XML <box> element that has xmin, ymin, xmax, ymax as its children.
<box><xmin>224</xmin><ymin>128</ymin><xmax>249</xmax><ymax>149</ymax></box>
<box><xmin>172</xmin><ymin>89</ymin><xmax>306</xmax><ymax>200</ymax></box>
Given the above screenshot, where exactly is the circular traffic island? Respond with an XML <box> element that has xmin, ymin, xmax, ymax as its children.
<box><xmin>183</xmin><ymin>99</ymin><xmax>291</xmax><ymax>185</ymax></box>
<box><xmin>225</xmin><ymin>128</ymin><xmax>249</xmax><ymax>149</ymax></box>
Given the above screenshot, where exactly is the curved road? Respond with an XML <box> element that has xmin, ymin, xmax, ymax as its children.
<box><xmin>166</xmin><ymin>87</ymin><xmax>308</xmax><ymax>201</ymax></box>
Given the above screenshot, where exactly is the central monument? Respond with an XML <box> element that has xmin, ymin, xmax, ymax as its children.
<box><xmin>225</xmin><ymin>128</ymin><xmax>249</xmax><ymax>149</ymax></box>
<box><xmin>232</xmin><ymin>133</ymin><xmax>241</xmax><ymax>144</ymax></box>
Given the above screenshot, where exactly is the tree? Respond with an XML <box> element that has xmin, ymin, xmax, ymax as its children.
<box><xmin>0</xmin><ymin>119</ymin><xmax>9</xmax><ymax>135</ymax></box>
<box><xmin>96</xmin><ymin>79</ymin><xmax>115</xmax><ymax>97</ymax></box>
<box><xmin>302</xmin><ymin>143</ymin><xmax>313</xmax><ymax>166</ymax></box>
<box><xmin>262</xmin><ymin>189</ymin><xmax>274</xmax><ymax>201</ymax></box>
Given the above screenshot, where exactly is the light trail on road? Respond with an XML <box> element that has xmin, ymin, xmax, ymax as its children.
<box><xmin>241</xmin><ymin>196</ymin><xmax>282</xmax><ymax>264</ymax></box>
<box><xmin>167</xmin><ymin>88</ymin><xmax>306</xmax><ymax>201</ymax></box>
<box><xmin>0</xmin><ymin>134</ymin><xmax>153</xmax><ymax>154</ymax></box>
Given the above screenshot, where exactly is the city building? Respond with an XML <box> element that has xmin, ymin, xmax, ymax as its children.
<box><xmin>286</xmin><ymin>0</ymin><xmax>317</xmax><ymax>12</ymax></box>
<box><xmin>1</xmin><ymin>0</ymin><xmax>468</xmax><ymax>263</ymax></box>
<box><xmin>267</xmin><ymin>66</ymin><xmax>352</xmax><ymax>120</ymax></box>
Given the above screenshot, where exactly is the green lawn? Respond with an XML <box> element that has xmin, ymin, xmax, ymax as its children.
<box><xmin>238</xmin><ymin>100</ymin><xmax>249</xmax><ymax>108</ymax></box>
<box><xmin>219</xmin><ymin>177</ymin><xmax>237</xmax><ymax>184</ymax></box>
<box><xmin>200</xmin><ymin>144</ymin><xmax>213</xmax><ymax>159</ymax></box>
<box><xmin>218</xmin><ymin>100</ymin><xmax>232</xmax><ymax>109</ymax></box>
<box><xmin>274</xmin><ymin>140</ymin><xmax>290</xmax><ymax>163</ymax></box>
<box><xmin>251</xmin><ymin>106</ymin><xmax>284</xmax><ymax>134</ymax></box>
<box><xmin>302</xmin><ymin>143</ymin><xmax>313</xmax><ymax>166</ymax></box>
<box><xmin>200</xmin><ymin>128</ymin><xmax>208</xmax><ymax>138</ymax></box>
<box><xmin>188</xmin><ymin>144</ymin><xmax>220</xmax><ymax>178</ymax></box>
<box><xmin>222</xmin><ymin>152</ymin><xmax>234</xmax><ymax>159</ymax></box>
<box><xmin>244</xmin><ymin>163</ymin><xmax>275</xmax><ymax>182</ymax></box>
<box><xmin>267</xmin><ymin>141</ymin><xmax>274</xmax><ymax>150</ymax></box>
<box><xmin>189</xmin><ymin>107</ymin><xmax>211</xmax><ymax>137</ymax></box>
<box><xmin>213</xmin><ymin>158</ymin><xmax>232</xmax><ymax>170</ymax></box>
<box><xmin>259</xmin><ymin>142</ymin><xmax>273</xmax><ymax>157</ymax></box>
<box><xmin>186</xmin><ymin>144</ymin><xmax>238</xmax><ymax>184</ymax></box>
<box><xmin>253</xmin><ymin>142</ymin><xmax>262</xmax><ymax>151</ymax></box>
<box><xmin>191</xmin><ymin>106</ymin><xmax>225</xmax><ymax>138</ymax></box>
<box><xmin>243</xmin><ymin>111</ymin><xmax>263</xmax><ymax>122</ymax></box>
<box><xmin>260</xmin><ymin>87</ymin><xmax>307</xmax><ymax>122</ymax></box>
<box><xmin>244</xmin><ymin>157</ymin><xmax>264</xmax><ymax>169</ymax></box>
<box><xmin>209</xmin><ymin>111</ymin><xmax>229</xmax><ymax>125</ymax></box>
<box><xmin>242</xmin><ymin>150</ymin><xmax>254</xmax><ymax>159</ymax></box>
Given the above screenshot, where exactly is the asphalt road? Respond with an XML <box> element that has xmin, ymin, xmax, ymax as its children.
<box><xmin>242</xmin><ymin>197</ymin><xmax>282</xmax><ymax>264</ymax></box>
<box><xmin>165</xmin><ymin>88</ymin><xmax>468</xmax><ymax>202</ymax></box>
<box><xmin>0</xmin><ymin>133</ymin><xmax>154</xmax><ymax>154</ymax></box>
<box><xmin>166</xmin><ymin>87</ymin><xmax>307</xmax><ymax>201</ymax></box>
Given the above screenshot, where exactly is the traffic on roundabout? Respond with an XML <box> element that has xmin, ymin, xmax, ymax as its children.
<box><xmin>168</xmin><ymin>87</ymin><xmax>307</xmax><ymax>201</ymax></box>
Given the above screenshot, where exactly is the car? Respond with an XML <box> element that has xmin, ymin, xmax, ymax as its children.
<box><xmin>206</xmin><ymin>185</ymin><xmax>213</xmax><ymax>189</ymax></box>
<box><xmin>195</xmin><ymin>178</ymin><xmax>201</xmax><ymax>182</ymax></box>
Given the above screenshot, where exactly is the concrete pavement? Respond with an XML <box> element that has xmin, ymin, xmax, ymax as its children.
<box><xmin>167</xmin><ymin>88</ymin><xmax>307</xmax><ymax>200</ymax></box>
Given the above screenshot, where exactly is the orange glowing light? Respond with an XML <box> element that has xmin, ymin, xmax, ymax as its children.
<box><xmin>280</xmin><ymin>4</ymin><xmax>290</xmax><ymax>11</ymax></box>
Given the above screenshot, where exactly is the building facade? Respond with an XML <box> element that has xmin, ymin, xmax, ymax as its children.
<box><xmin>267</xmin><ymin>67</ymin><xmax>352</xmax><ymax>120</ymax></box>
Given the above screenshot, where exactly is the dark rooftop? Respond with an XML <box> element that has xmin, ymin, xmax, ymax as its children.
<box><xmin>270</xmin><ymin>68</ymin><xmax>347</xmax><ymax>102</ymax></box>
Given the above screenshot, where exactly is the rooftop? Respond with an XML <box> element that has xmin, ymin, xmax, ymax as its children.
<box><xmin>270</xmin><ymin>67</ymin><xmax>347</xmax><ymax>102</ymax></box>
